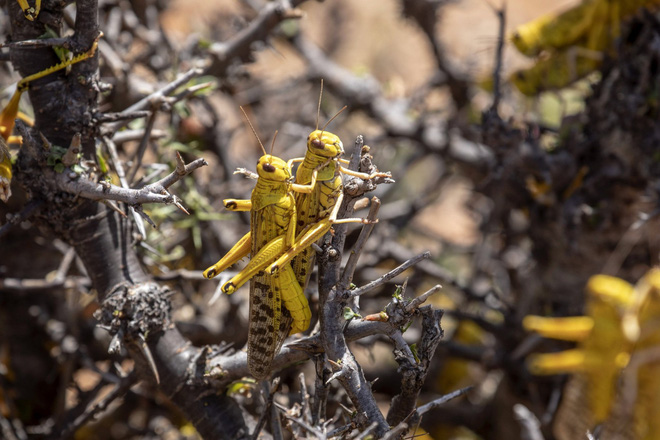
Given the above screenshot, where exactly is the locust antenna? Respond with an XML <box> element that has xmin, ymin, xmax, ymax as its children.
<box><xmin>316</xmin><ymin>79</ymin><xmax>323</xmax><ymax>131</ymax></box>
<box><xmin>322</xmin><ymin>105</ymin><xmax>347</xmax><ymax>132</ymax></box>
<box><xmin>240</xmin><ymin>106</ymin><xmax>267</xmax><ymax>156</ymax></box>
<box><xmin>270</xmin><ymin>130</ymin><xmax>278</xmax><ymax>155</ymax></box>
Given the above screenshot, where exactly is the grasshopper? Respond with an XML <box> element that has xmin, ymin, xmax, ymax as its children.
<box><xmin>0</xmin><ymin>37</ymin><xmax>99</xmax><ymax>201</ymax></box>
<box><xmin>508</xmin><ymin>0</ymin><xmax>660</xmax><ymax>95</ymax></box>
<box><xmin>203</xmin><ymin>111</ymin><xmax>325</xmax><ymax>378</ymax></box>
<box><xmin>266</xmin><ymin>86</ymin><xmax>391</xmax><ymax>279</ymax></box>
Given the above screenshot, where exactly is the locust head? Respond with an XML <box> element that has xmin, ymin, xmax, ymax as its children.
<box><xmin>256</xmin><ymin>154</ymin><xmax>291</xmax><ymax>182</ymax></box>
<box><xmin>307</xmin><ymin>130</ymin><xmax>344</xmax><ymax>159</ymax></box>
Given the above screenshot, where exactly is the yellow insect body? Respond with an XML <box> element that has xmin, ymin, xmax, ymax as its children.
<box><xmin>524</xmin><ymin>271</ymin><xmax>660</xmax><ymax>439</ymax></box>
<box><xmin>510</xmin><ymin>0</ymin><xmax>602</xmax><ymax>57</ymax></box>
<box><xmin>203</xmin><ymin>100</ymin><xmax>388</xmax><ymax>378</ymax></box>
<box><xmin>267</xmin><ymin>128</ymin><xmax>389</xmax><ymax>277</ymax></box>
<box><xmin>508</xmin><ymin>0</ymin><xmax>660</xmax><ymax>95</ymax></box>
<box><xmin>203</xmin><ymin>153</ymin><xmax>315</xmax><ymax>378</ymax></box>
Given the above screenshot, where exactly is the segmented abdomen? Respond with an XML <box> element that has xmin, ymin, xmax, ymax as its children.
<box><xmin>247</xmin><ymin>200</ymin><xmax>295</xmax><ymax>379</ymax></box>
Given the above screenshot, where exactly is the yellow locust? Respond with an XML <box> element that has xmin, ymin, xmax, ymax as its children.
<box><xmin>0</xmin><ymin>37</ymin><xmax>99</xmax><ymax>202</ymax></box>
<box><xmin>213</xmin><ymin>98</ymin><xmax>388</xmax><ymax>290</ymax></box>
<box><xmin>203</xmin><ymin>113</ymin><xmax>323</xmax><ymax>379</ymax></box>
<box><xmin>266</xmin><ymin>85</ymin><xmax>391</xmax><ymax>281</ymax></box>
<box><xmin>524</xmin><ymin>271</ymin><xmax>660</xmax><ymax>439</ymax></box>
<box><xmin>508</xmin><ymin>0</ymin><xmax>660</xmax><ymax>95</ymax></box>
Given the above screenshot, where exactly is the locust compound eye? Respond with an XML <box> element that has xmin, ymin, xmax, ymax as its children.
<box><xmin>262</xmin><ymin>162</ymin><xmax>276</xmax><ymax>172</ymax></box>
<box><xmin>311</xmin><ymin>138</ymin><xmax>324</xmax><ymax>149</ymax></box>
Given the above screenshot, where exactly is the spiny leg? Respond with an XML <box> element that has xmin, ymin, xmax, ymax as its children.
<box><xmin>272</xmin><ymin>264</ymin><xmax>311</xmax><ymax>335</ymax></box>
<box><xmin>523</xmin><ymin>316</ymin><xmax>594</xmax><ymax>341</ymax></box>
<box><xmin>203</xmin><ymin>231</ymin><xmax>251</xmax><ymax>279</ymax></box>
<box><xmin>339</xmin><ymin>164</ymin><xmax>392</xmax><ymax>180</ymax></box>
<box><xmin>528</xmin><ymin>349</ymin><xmax>590</xmax><ymax>375</ymax></box>
<box><xmin>269</xmin><ymin>191</ymin><xmax>376</xmax><ymax>274</ymax></box>
<box><xmin>221</xmin><ymin>235</ymin><xmax>287</xmax><ymax>293</ymax></box>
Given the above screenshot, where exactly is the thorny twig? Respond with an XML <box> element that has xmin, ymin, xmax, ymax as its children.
<box><xmin>318</xmin><ymin>181</ymin><xmax>390</xmax><ymax>436</ymax></box>
<box><xmin>340</xmin><ymin>197</ymin><xmax>382</xmax><ymax>288</ymax></box>
<box><xmin>350</xmin><ymin>252</ymin><xmax>431</xmax><ymax>298</ymax></box>
<box><xmin>104</xmin><ymin>67</ymin><xmax>204</xmax><ymax>134</ymax></box>
<box><xmin>56</xmin><ymin>153</ymin><xmax>206</xmax><ymax>211</ymax></box>
<box><xmin>249</xmin><ymin>377</ymin><xmax>280</xmax><ymax>440</ymax></box>
<box><xmin>206</xmin><ymin>0</ymin><xmax>307</xmax><ymax>76</ymax></box>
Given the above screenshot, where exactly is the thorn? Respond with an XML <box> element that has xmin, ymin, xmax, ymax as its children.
<box><xmin>133</xmin><ymin>205</ymin><xmax>157</xmax><ymax>229</ymax></box>
<box><xmin>173</xmin><ymin>196</ymin><xmax>190</xmax><ymax>215</ymax></box>
<box><xmin>325</xmin><ymin>370</ymin><xmax>343</xmax><ymax>385</ymax></box>
<box><xmin>401</xmin><ymin>278</ymin><xmax>408</xmax><ymax>297</ymax></box>
<box><xmin>39</xmin><ymin>132</ymin><xmax>52</xmax><ymax>151</ymax></box>
<box><xmin>234</xmin><ymin>167</ymin><xmax>258</xmax><ymax>179</ymax></box>
<box><xmin>311</xmin><ymin>243</ymin><xmax>322</xmax><ymax>253</ymax></box>
<box><xmin>137</xmin><ymin>334</ymin><xmax>160</xmax><ymax>384</ymax></box>
<box><xmin>209</xmin><ymin>280</ymin><xmax>224</xmax><ymax>305</ymax></box>
<box><xmin>175</xmin><ymin>151</ymin><xmax>186</xmax><ymax>175</ymax></box>
<box><xmin>62</xmin><ymin>133</ymin><xmax>82</xmax><ymax>166</ymax></box>
<box><xmin>405</xmin><ymin>284</ymin><xmax>442</xmax><ymax>313</ymax></box>
<box><xmin>187</xmin><ymin>81</ymin><xmax>214</xmax><ymax>94</ymax></box>
<box><xmin>108</xmin><ymin>330</ymin><xmax>124</xmax><ymax>355</ymax></box>
<box><xmin>101</xmin><ymin>199</ymin><xmax>127</xmax><ymax>217</ymax></box>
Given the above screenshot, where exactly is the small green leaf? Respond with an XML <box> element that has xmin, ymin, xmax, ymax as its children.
<box><xmin>393</xmin><ymin>285</ymin><xmax>404</xmax><ymax>301</ymax></box>
<box><xmin>343</xmin><ymin>306</ymin><xmax>361</xmax><ymax>320</ymax></box>
<box><xmin>54</xmin><ymin>163</ymin><xmax>64</xmax><ymax>173</ymax></box>
<box><xmin>96</xmin><ymin>146</ymin><xmax>109</xmax><ymax>174</ymax></box>
<box><xmin>410</xmin><ymin>343</ymin><xmax>420</xmax><ymax>363</ymax></box>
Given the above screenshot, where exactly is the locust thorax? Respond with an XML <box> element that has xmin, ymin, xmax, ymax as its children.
<box><xmin>307</xmin><ymin>130</ymin><xmax>344</xmax><ymax>158</ymax></box>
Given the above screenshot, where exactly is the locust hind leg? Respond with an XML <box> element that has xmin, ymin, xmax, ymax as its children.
<box><xmin>268</xmin><ymin>192</ymin><xmax>376</xmax><ymax>274</ymax></box>
<box><xmin>272</xmin><ymin>264</ymin><xmax>311</xmax><ymax>335</ymax></box>
<box><xmin>221</xmin><ymin>235</ymin><xmax>287</xmax><ymax>294</ymax></box>
<box><xmin>203</xmin><ymin>231</ymin><xmax>251</xmax><ymax>279</ymax></box>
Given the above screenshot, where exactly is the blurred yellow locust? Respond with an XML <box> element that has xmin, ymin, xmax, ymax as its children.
<box><xmin>524</xmin><ymin>270</ymin><xmax>660</xmax><ymax>439</ymax></box>
<box><xmin>509</xmin><ymin>0</ymin><xmax>660</xmax><ymax>95</ymax></box>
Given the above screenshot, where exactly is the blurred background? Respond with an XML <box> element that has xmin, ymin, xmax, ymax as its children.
<box><xmin>2</xmin><ymin>0</ymin><xmax>659</xmax><ymax>439</ymax></box>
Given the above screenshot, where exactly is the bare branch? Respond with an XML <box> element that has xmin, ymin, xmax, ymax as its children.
<box><xmin>415</xmin><ymin>386</ymin><xmax>472</xmax><ymax>416</ymax></box>
<box><xmin>104</xmin><ymin>67</ymin><xmax>204</xmax><ymax>134</ymax></box>
<box><xmin>514</xmin><ymin>404</ymin><xmax>545</xmax><ymax>440</ymax></box>
<box><xmin>340</xmin><ymin>197</ymin><xmax>381</xmax><ymax>288</ymax></box>
<box><xmin>350</xmin><ymin>251</ymin><xmax>431</xmax><ymax>298</ymax></box>
<box><xmin>206</xmin><ymin>0</ymin><xmax>307</xmax><ymax>77</ymax></box>
<box><xmin>55</xmin><ymin>157</ymin><xmax>207</xmax><ymax>206</ymax></box>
